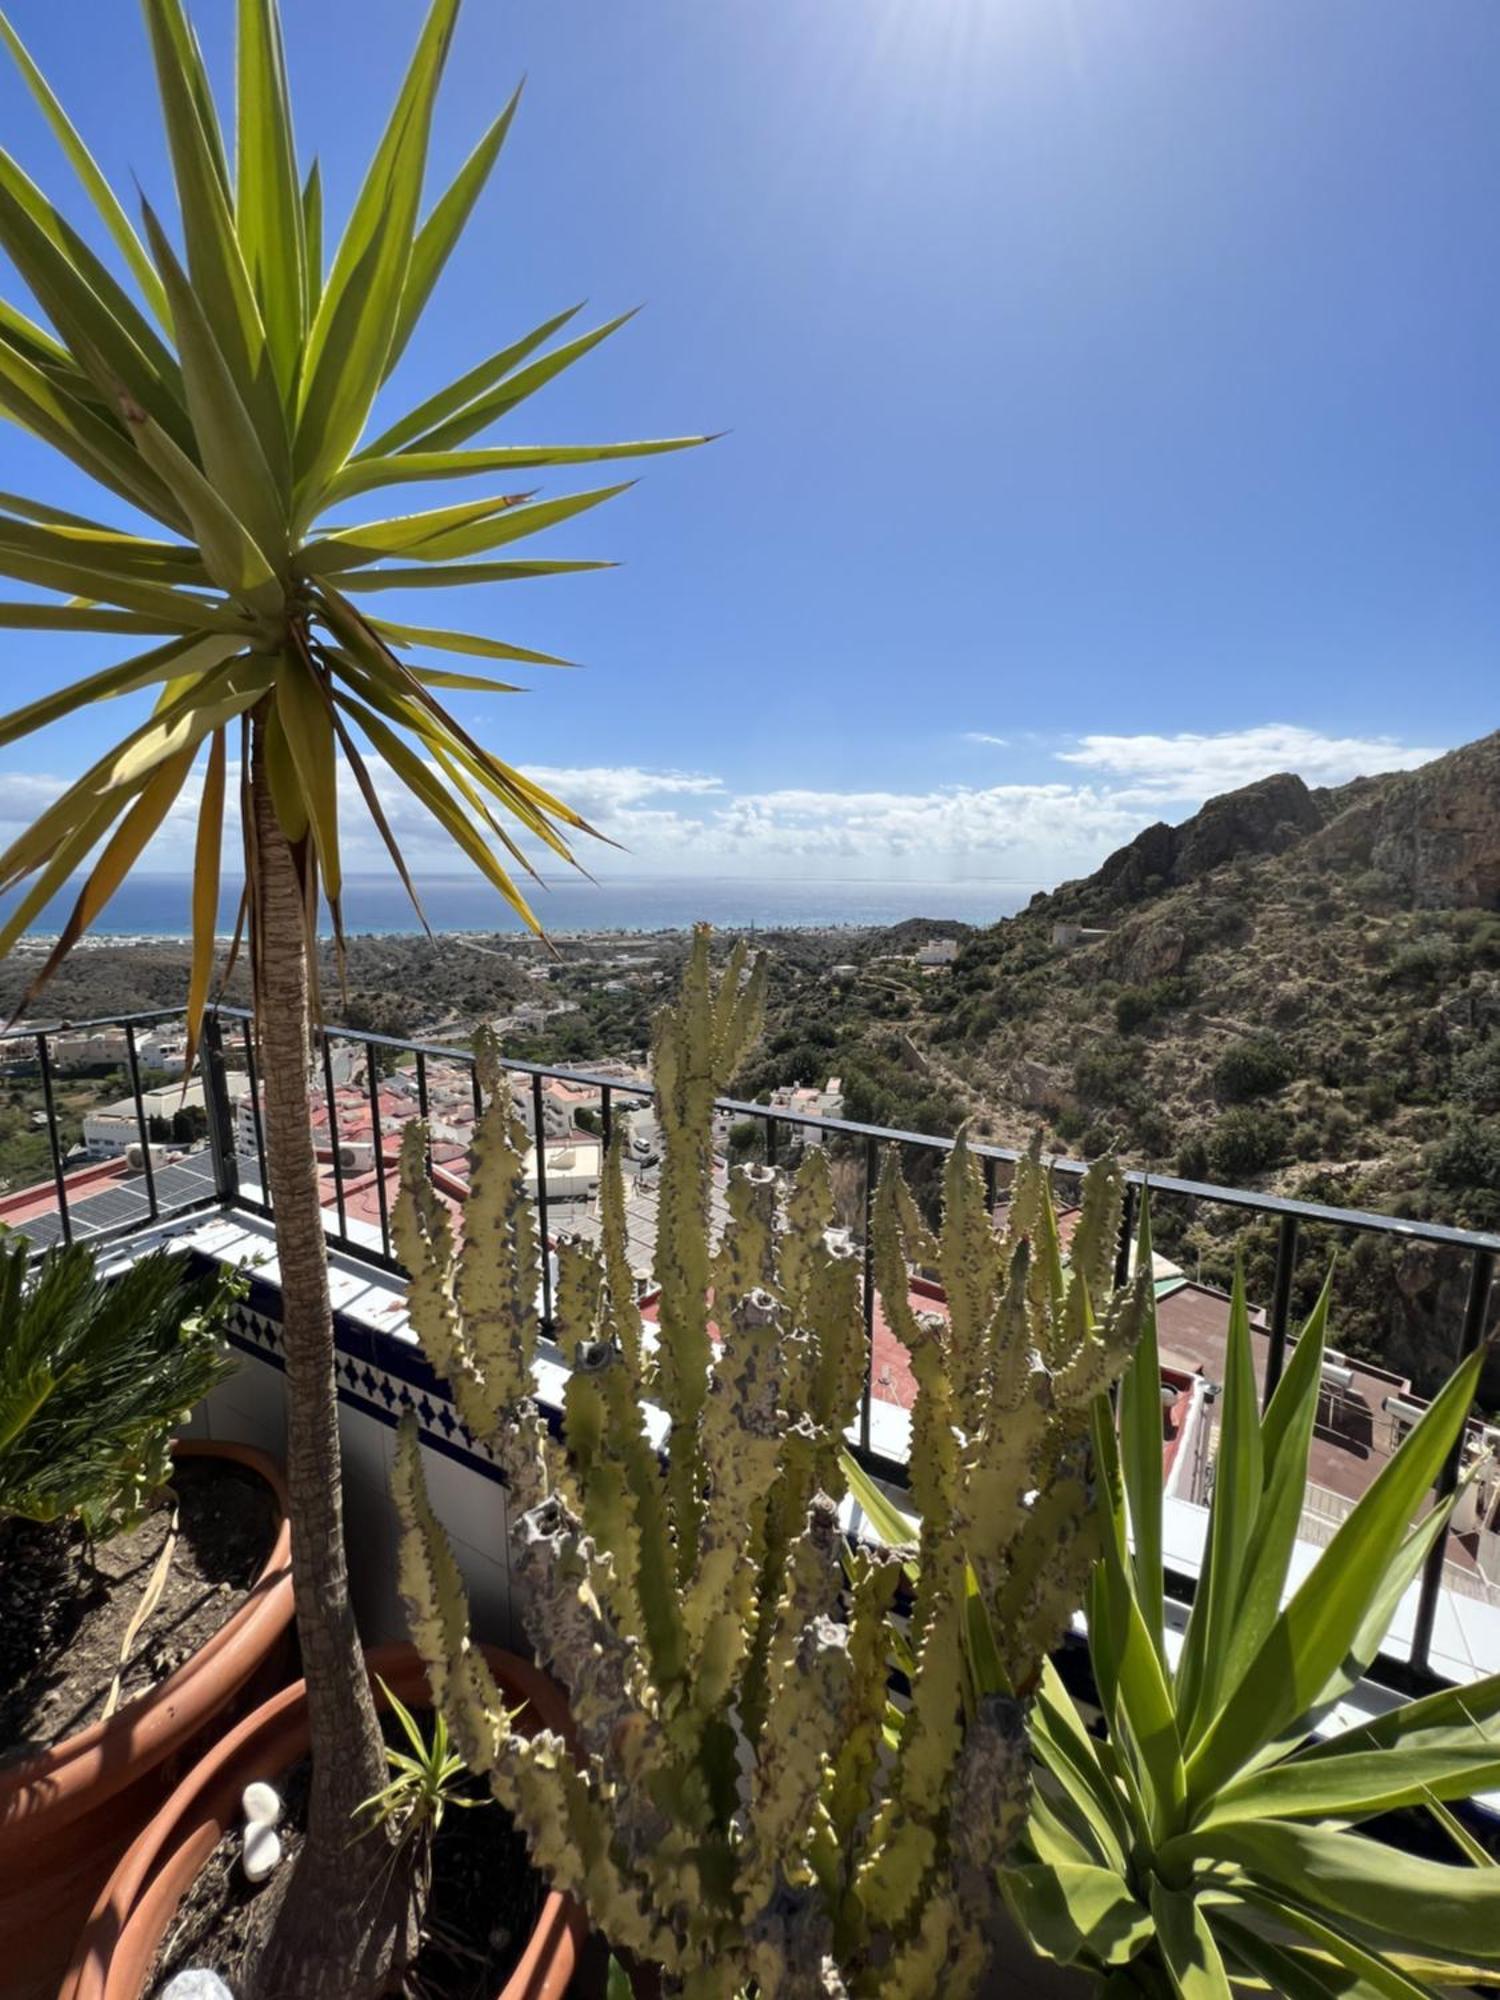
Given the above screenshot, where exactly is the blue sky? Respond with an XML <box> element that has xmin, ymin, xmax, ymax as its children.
<box><xmin>0</xmin><ymin>0</ymin><xmax>1495</xmax><ymax>894</ymax></box>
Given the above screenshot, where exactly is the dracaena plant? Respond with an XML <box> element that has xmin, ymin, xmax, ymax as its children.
<box><xmin>0</xmin><ymin>2</ymin><xmax>703</xmax><ymax>1991</ymax></box>
<box><xmin>1004</xmin><ymin>1209</ymin><xmax>1500</xmax><ymax>1997</ymax></box>
<box><xmin>392</xmin><ymin>930</ymin><xmax>1149</xmax><ymax>1997</ymax></box>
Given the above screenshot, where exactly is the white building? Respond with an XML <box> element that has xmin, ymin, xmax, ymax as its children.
<box><xmin>51</xmin><ymin>1028</ymin><xmax>129</xmax><ymax>1070</ymax></box>
<box><xmin>136</xmin><ymin>1029</ymin><xmax>190</xmax><ymax>1076</ymax></box>
<box><xmin>523</xmin><ymin>1135</ymin><xmax>601</xmax><ymax>1204</ymax></box>
<box><xmin>915</xmin><ymin>938</ymin><xmax>959</xmax><ymax>969</ymax></box>
<box><xmin>83</xmin><ymin>1077</ymin><xmax>205</xmax><ymax>1155</ymax></box>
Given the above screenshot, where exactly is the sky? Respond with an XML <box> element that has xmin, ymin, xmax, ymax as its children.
<box><xmin>0</xmin><ymin>0</ymin><xmax>1495</xmax><ymax>897</ymax></box>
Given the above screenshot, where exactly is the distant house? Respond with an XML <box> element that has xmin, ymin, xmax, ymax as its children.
<box><xmin>766</xmin><ymin>1078</ymin><xmax>845</xmax><ymax>1145</ymax></box>
<box><xmin>51</xmin><ymin>1027</ymin><xmax>129</xmax><ymax>1070</ymax></box>
<box><xmin>914</xmin><ymin>938</ymin><xmax>958</xmax><ymax>968</ymax></box>
<box><xmin>1051</xmin><ymin>921</ymin><xmax>1111</xmax><ymax>950</ymax></box>
<box><xmin>85</xmin><ymin>1072</ymin><xmax>249</xmax><ymax>1155</ymax></box>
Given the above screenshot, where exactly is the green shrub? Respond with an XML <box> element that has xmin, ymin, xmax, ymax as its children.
<box><xmin>1129</xmin><ymin>1107</ymin><xmax>1176</xmax><ymax>1158</ymax></box>
<box><xmin>1350</xmin><ymin>866</ymin><xmax>1401</xmax><ymax>908</ymax></box>
<box><xmin>1212</xmin><ymin>1033</ymin><xmax>1296</xmax><ymax>1103</ymax></box>
<box><xmin>1207</xmin><ymin>1106</ymin><xmax>1289</xmax><ymax>1180</ymax></box>
<box><xmin>0</xmin><ymin>1239</ymin><xmax>236</xmax><ymax>1537</ymax></box>
<box><xmin>1073</xmin><ymin>1038</ymin><xmax>1142</xmax><ymax>1108</ymax></box>
<box><xmin>1290</xmin><ymin>1120</ymin><xmax>1324</xmax><ymax>1161</ymax></box>
<box><xmin>1112</xmin><ymin>975</ymin><xmax>1195</xmax><ymax>1034</ymax></box>
<box><xmin>1384</xmin><ymin>937</ymin><xmax>1459</xmax><ymax>987</ymax></box>
<box><xmin>1454</xmin><ymin>1037</ymin><xmax>1500</xmax><ymax>1115</ymax></box>
<box><xmin>1352</xmin><ymin>1076</ymin><xmax>1399</xmax><ymax>1121</ymax></box>
<box><xmin>1307</xmin><ymin>1029</ymin><xmax>1368</xmax><ymax>1088</ymax></box>
<box><xmin>1430</xmin><ymin>1115</ymin><xmax>1500</xmax><ymax>1199</ymax></box>
<box><xmin>1053</xmin><ymin>1105</ymin><xmax>1087</xmax><ymax>1145</ymax></box>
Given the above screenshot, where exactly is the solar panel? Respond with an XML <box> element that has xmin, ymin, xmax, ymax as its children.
<box><xmin>69</xmin><ymin>1186</ymin><xmax>152</xmax><ymax>1232</ymax></box>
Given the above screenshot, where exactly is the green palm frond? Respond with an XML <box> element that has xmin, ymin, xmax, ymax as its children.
<box><xmin>0</xmin><ymin>1234</ymin><xmax>236</xmax><ymax>1538</ymax></box>
<box><xmin>0</xmin><ymin>0</ymin><xmax>708</xmax><ymax>1050</ymax></box>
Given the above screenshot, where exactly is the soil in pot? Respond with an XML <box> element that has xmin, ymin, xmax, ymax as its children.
<box><xmin>148</xmin><ymin>1720</ymin><xmax>544</xmax><ymax>2000</ymax></box>
<box><xmin>0</xmin><ymin>1457</ymin><xmax>279</xmax><ymax>1761</ymax></box>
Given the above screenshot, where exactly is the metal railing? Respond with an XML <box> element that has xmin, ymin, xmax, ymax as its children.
<box><xmin>0</xmin><ymin>1008</ymin><xmax>226</xmax><ymax>1255</ymax></box>
<box><xmin>3</xmin><ymin>1000</ymin><xmax>1496</xmax><ymax>1691</ymax></box>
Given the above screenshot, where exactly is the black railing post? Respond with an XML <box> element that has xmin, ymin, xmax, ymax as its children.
<box><xmin>765</xmin><ymin>1116</ymin><xmax>777</xmax><ymax>1168</ymax></box>
<box><xmin>1263</xmin><ymin>1213</ymin><xmax>1300</xmax><ymax>1407</ymax></box>
<box><xmin>860</xmin><ymin>1135</ymin><xmax>877</xmax><ymax>1455</ymax></box>
<box><xmin>241</xmin><ymin>1021</ymin><xmax>269</xmax><ymax>1207</ymax></box>
<box><xmin>532</xmin><ymin>1070</ymin><xmax>553</xmax><ymax>1331</ymax></box>
<box><xmin>36</xmin><ymin>1032</ymin><xmax>71</xmax><ymax>1245</ymax></box>
<box><xmin>415</xmin><ymin>1047</ymin><xmax>433</xmax><ymax>1179</ymax></box>
<box><xmin>320</xmin><ymin>1030</ymin><xmax>347</xmax><ymax>1243</ymax></box>
<box><xmin>983</xmin><ymin>1152</ymin><xmax>998</xmax><ymax>1220</ymax></box>
<box><xmin>123</xmin><ymin>1020</ymin><xmax>160</xmax><ymax>1222</ymax></box>
<box><xmin>366</xmin><ymin>1040</ymin><xmax>392</xmax><ymax>1259</ymax></box>
<box><xmin>601</xmin><ymin>1084</ymin><xmax>613</xmax><ymax>1152</ymax></box>
<box><xmin>1411</xmin><ymin>1247</ymin><xmax>1495</xmax><ymax>1673</ymax></box>
<box><xmin>201</xmin><ymin>1011</ymin><xmax>240</xmax><ymax>1207</ymax></box>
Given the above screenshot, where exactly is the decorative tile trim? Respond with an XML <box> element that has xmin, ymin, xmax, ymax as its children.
<box><xmin>210</xmin><ymin>1260</ymin><xmax>509</xmax><ymax>1483</ymax></box>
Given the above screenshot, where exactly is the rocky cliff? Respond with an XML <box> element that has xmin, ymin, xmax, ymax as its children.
<box><xmin>1068</xmin><ymin>770</ymin><xmax>1326</xmax><ymax>912</ymax></box>
<box><xmin>1308</xmin><ymin>729</ymin><xmax>1500</xmax><ymax>910</ymax></box>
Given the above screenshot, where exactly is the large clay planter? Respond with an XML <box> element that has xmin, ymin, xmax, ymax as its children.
<box><xmin>0</xmin><ymin>1440</ymin><xmax>293</xmax><ymax>2000</ymax></box>
<box><xmin>64</xmin><ymin>1642</ymin><xmax>587</xmax><ymax>2000</ymax></box>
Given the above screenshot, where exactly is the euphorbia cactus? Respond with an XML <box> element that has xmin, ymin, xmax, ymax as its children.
<box><xmin>393</xmin><ymin>927</ymin><xmax>1147</xmax><ymax>1997</ymax></box>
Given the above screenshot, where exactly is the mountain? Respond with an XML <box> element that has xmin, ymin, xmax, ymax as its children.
<box><xmin>748</xmin><ymin>732</ymin><xmax>1498</xmax><ymax>1392</ymax></box>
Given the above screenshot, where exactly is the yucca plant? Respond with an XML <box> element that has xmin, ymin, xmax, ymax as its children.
<box><xmin>0</xmin><ymin>1233</ymin><xmax>233</xmax><ymax>1538</ymax></box>
<box><xmin>1004</xmin><ymin>1208</ymin><xmax>1500</xmax><ymax>1996</ymax></box>
<box><xmin>355</xmin><ymin>1676</ymin><xmax>498</xmax><ymax>1919</ymax></box>
<box><xmin>0</xmin><ymin>2</ymin><xmax>703</xmax><ymax>1990</ymax></box>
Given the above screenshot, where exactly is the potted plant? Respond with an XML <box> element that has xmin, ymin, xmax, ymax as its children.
<box><xmin>62</xmin><ymin>1644</ymin><xmax>587</xmax><ymax>2000</ymax></box>
<box><xmin>0</xmin><ymin>0</ymin><xmax>703</xmax><ymax>1989</ymax></box>
<box><xmin>391</xmin><ymin>930</ymin><xmax>1150</xmax><ymax>1995</ymax></box>
<box><xmin>0</xmin><ymin>1235</ymin><xmax>292</xmax><ymax>2000</ymax></box>
<box><xmin>1003</xmin><ymin>1213</ymin><xmax>1500</xmax><ymax>1995</ymax></box>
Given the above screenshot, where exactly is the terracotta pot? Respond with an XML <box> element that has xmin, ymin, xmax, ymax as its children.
<box><xmin>64</xmin><ymin>1642</ymin><xmax>587</xmax><ymax>2000</ymax></box>
<box><xmin>0</xmin><ymin>1441</ymin><xmax>293</xmax><ymax>2000</ymax></box>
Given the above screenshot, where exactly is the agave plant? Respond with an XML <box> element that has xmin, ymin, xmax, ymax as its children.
<box><xmin>0</xmin><ymin>3</ymin><xmax>702</xmax><ymax>1991</ymax></box>
<box><xmin>1004</xmin><ymin>1208</ymin><xmax>1500</xmax><ymax>1996</ymax></box>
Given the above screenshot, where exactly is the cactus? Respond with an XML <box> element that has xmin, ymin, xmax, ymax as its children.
<box><xmin>393</xmin><ymin>926</ymin><xmax>1147</xmax><ymax>1996</ymax></box>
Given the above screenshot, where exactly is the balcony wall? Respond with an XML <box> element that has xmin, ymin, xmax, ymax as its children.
<box><xmin>168</xmin><ymin>1210</ymin><xmax>526</xmax><ymax>1652</ymax></box>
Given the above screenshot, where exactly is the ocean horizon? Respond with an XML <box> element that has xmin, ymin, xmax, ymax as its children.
<box><xmin>0</xmin><ymin>873</ymin><xmax>1036</xmax><ymax>941</ymax></box>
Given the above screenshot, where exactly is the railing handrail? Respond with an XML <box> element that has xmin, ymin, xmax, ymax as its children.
<box><xmin>208</xmin><ymin>1004</ymin><xmax>1500</xmax><ymax>1255</ymax></box>
<box><xmin>0</xmin><ymin>1005</ymin><xmax>197</xmax><ymax>1040</ymax></box>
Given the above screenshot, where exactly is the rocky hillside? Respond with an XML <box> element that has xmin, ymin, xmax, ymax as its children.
<box><xmin>736</xmin><ymin>733</ymin><xmax>1498</xmax><ymax>1392</ymax></box>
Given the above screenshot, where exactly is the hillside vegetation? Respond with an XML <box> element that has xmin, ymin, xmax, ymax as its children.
<box><xmin>749</xmin><ymin>733</ymin><xmax>1500</xmax><ymax>1392</ymax></box>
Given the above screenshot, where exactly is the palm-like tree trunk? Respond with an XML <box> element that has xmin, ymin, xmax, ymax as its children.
<box><xmin>248</xmin><ymin>726</ymin><xmax>416</xmax><ymax>1999</ymax></box>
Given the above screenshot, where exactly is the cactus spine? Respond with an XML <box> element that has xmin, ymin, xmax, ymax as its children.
<box><xmin>394</xmin><ymin>926</ymin><xmax>1146</xmax><ymax>1995</ymax></box>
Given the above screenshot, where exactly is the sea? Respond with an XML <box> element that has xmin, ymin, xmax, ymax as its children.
<box><xmin>1</xmin><ymin>874</ymin><xmax>1035</xmax><ymax>942</ymax></box>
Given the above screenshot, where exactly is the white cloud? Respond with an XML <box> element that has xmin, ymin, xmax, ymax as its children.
<box><xmin>964</xmin><ymin>731</ymin><xmax>1010</xmax><ymax>747</ymax></box>
<box><xmin>1057</xmin><ymin>724</ymin><xmax>1444</xmax><ymax>802</ymax></box>
<box><xmin>0</xmin><ymin>724</ymin><xmax>1446</xmax><ymax>897</ymax></box>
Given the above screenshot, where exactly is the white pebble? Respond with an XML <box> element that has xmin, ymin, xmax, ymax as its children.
<box><xmin>241</xmin><ymin>1780</ymin><xmax>282</xmax><ymax>1828</ymax></box>
<box><xmin>241</xmin><ymin>1821</ymin><xmax>283</xmax><ymax>1884</ymax></box>
<box><xmin>160</xmin><ymin>1974</ymin><xmax>235</xmax><ymax>2000</ymax></box>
